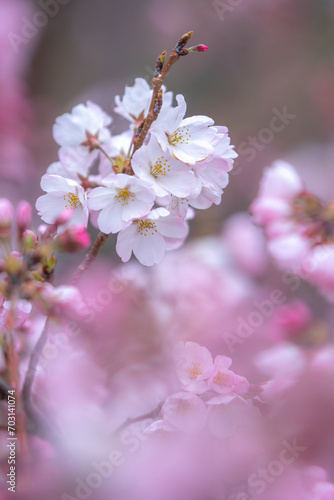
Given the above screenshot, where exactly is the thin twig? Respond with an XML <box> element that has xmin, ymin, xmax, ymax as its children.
<box><xmin>6</xmin><ymin>328</ymin><xmax>29</xmax><ymax>456</ymax></box>
<box><xmin>71</xmin><ymin>231</ymin><xmax>109</xmax><ymax>285</ymax></box>
<box><xmin>115</xmin><ymin>403</ymin><xmax>163</xmax><ymax>434</ymax></box>
<box><xmin>22</xmin><ymin>319</ymin><xmax>62</xmax><ymax>447</ymax></box>
<box><xmin>22</xmin><ymin>319</ymin><xmax>50</xmax><ymax>404</ymax></box>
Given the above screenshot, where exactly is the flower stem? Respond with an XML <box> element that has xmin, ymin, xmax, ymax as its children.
<box><xmin>22</xmin><ymin>318</ymin><xmax>62</xmax><ymax>447</ymax></box>
<box><xmin>6</xmin><ymin>331</ymin><xmax>29</xmax><ymax>457</ymax></box>
<box><xmin>71</xmin><ymin>231</ymin><xmax>109</xmax><ymax>284</ymax></box>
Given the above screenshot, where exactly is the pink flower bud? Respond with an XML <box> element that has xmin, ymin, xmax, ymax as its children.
<box><xmin>16</xmin><ymin>200</ymin><xmax>32</xmax><ymax>234</ymax></box>
<box><xmin>194</xmin><ymin>44</ymin><xmax>208</xmax><ymax>52</ymax></box>
<box><xmin>38</xmin><ymin>224</ymin><xmax>49</xmax><ymax>240</ymax></box>
<box><xmin>55</xmin><ymin>209</ymin><xmax>74</xmax><ymax>226</ymax></box>
<box><xmin>0</xmin><ymin>198</ymin><xmax>14</xmax><ymax>238</ymax></box>
<box><xmin>54</xmin><ymin>226</ymin><xmax>91</xmax><ymax>253</ymax></box>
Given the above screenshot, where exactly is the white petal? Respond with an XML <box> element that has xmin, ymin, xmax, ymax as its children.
<box><xmin>156</xmin><ymin>215</ymin><xmax>188</xmax><ymax>239</ymax></box>
<box><xmin>116</xmin><ymin>223</ymin><xmax>138</xmax><ymax>262</ymax></box>
<box><xmin>133</xmin><ymin>232</ymin><xmax>166</xmax><ymax>266</ymax></box>
<box><xmin>97</xmin><ymin>203</ymin><xmax>124</xmax><ymax>234</ymax></box>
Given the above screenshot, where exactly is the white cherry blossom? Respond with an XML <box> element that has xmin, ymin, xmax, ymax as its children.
<box><xmin>36</xmin><ymin>174</ymin><xmax>89</xmax><ymax>227</ymax></box>
<box><xmin>131</xmin><ymin>137</ymin><xmax>196</xmax><ymax>198</ymax></box>
<box><xmin>116</xmin><ymin>208</ymin><xmax>188</xmax><ymax>266</ymax></box>
<box><xmin>150</xmin><ymin>94</ymin><xmax>217</xmax><ymax>164</ymax></box>
<box><xmin>88</xmin><ymin>173</ymin><xmax>156</xmax><ymax>234</ymax></box>
<box><xmin>53</xmin><ymin>101</ymin><xmax>112</xmax><ymax>156</ymax></box>
<box><xmin>115</xmin><ymin>77</ymin><xmax>173</xmax><ymax>124</ymax></box>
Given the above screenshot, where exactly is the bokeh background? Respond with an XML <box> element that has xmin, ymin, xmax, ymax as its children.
<box><xmin>2</xmin><ymin>3</ymin><xmax>334</xmax><ymax>499</ymax></box>
<box><xmin>2</xmin><ymin>0</ymin><xmax>334</xmax><ymax>242</ymax></box>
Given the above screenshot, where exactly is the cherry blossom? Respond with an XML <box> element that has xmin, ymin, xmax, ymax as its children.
<box><xmin>116</xmin><ymin>208</ymin><xmax>188</xmax><ymax>266</ymax></box>
<box><xmin>150</xmin><ymin>94</ymin><xmax>217</xmax><ymax>164</ymax></box>
<box><xmin>208</xmin><ymin>355</ymin><xmax>249</xmax><ymax>396</ymax></box>
<box><xmin>161</xmin><ymin>392</ymin><xmax>207</xmax><ymax>433</ymax></box>
<box><xmin>53</xmin><ymin>101</ymin><xmax>112</xmax><ymax>159</ymax></box>
<box><xmin>131</xmin><ymin>136</ymin><xmax>197</xmax><ymax>198</ymax></box>
<box><xmin>115</xmin><ymin>77</ymin><xmax>173</xmax><ymax>124</ymax></box>
<box><xmin>251</xmin><ymin>160</ymin><xmax>304</xmax><ymax>227</ymax></box>
<box><xmin>36</xmin><ymin>174</ymin><xmax>89</xmax><ymax>227</ymax></box>
<box><xmin>35</xmin><ymin>283</ymin><xmax>85</xmax><ymax>319</ymax></box>
<box><xmin>88</xmin><ymin>173</ymin><xmax>156</xmax><ymax>234</ymax></box>
<box><xmin>0</xmin><ymin>299</ymin><xmax>32</xmax><ymax>330</ymax></box>
<box><xmin>46</xmin><ymin>146</ymin><xmax>95</xmax><ymax>181</ymax></box>
<box><xmin>173</xmin><ymin>341</ymin><xmax>213</xmax><ymax>393</ymax></box>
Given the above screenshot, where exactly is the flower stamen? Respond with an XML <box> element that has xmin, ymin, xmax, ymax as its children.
<box><xmin>188</xmin><ymin>361</ymin><xmax>203</xmax><ymax>380</ymax></box>
<box><xmin>115</xmin><ymin>188</ymin><xmax>134</xmax><ymax>206</ymax></box>
<box><xmin>137</xmin><ymin>220</ymin><xmax>158</xmax><ymax>236</ymax></box>
<box><xmin>63</xmin><ymin>192</ymin><xmax>80</xmax><ymax>209</ymax></box>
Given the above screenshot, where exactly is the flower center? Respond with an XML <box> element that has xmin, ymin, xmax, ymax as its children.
<box><xmin>115</xmin><ymin>188</ymin><xmax>134</xmax><ymax>206</ymax></box>
<box><xmin>213</xmin><ymin>371</ymin><xmax>229</xmax><ymax>385</ymax></box>
<box><xmin>137</xmin><ymin>220</ymin><xmax>158</xmax><ymax>236</ymax></box>
<box><xmin>178</xmin><ymin>400</ymin><xmax>194</xmax><ymax>414</ymax></box>
<box><xmin>168</xmin><ymin>127</ymin><xmax>191</xmax><ymax>146</ymax></box>
<box><xmin>64</xmin><ymin>192</ymin><xmax>80</xmax><ymax>209</ymax></box>
<box><xmin>291</xmin><ymin>194</ymin><xmax>334</xmax><ymax>244</ymax></box>
<box><xmin>150</xmin><ymin>156</ymin><xmax>171</xmax><ymax>178</ymax></box>
<box><xmin>188</xmin><ymin>361</ymin><xmax>203</xmax><ymax>380</ymax></box>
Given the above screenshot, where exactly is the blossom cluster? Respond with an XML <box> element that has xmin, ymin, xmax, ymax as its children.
<box><xmin>140</xmin><ymin>339</ymin><xmax>334</xmax><ymax>500</ymax></box>
<box><xmin>146</xmin><ymin>341</ymin><xmax>252</xmax><ymax>435</ymax></box>
<box><xmin>251</xmin><ymin>161</ymin><xmax>334</xmax><ymax>300</ymax></box>
<box><xmin>36</xmin><ymin>79</ymin><xmax>237</xmax><ymax>265</ymax></box>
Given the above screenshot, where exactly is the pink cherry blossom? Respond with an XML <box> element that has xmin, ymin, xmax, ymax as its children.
<box><xmin>173</xmin><ymin>341</ymin><xmax>213</xmax><ymax>393</ymax></box>
<box><xmin>36</xmin><ymin>283</ymin><xmax>85</xmax><ymax>319</ymax></box>
<box><xmin>251</xmin><ymin>160</ymin><xmax>304</xmax><ymax>227</ymax></box>
<box><xmin>208</xmin><ymin>355</ymin><xmax>249</xmax><ymax>396</ymax></box>
<box><xmin>161</xmin><ymin>392</ymin><xmax>207</xmax><ymax>433</ymax></box>
<box><xmin>0</xmin><ymin>299</ymin><xmax>32</xmax><ymax>330</ymax></box>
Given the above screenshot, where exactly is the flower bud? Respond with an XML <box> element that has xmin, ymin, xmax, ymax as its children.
<box><xmin>0</xmin><ymin>198</ymin><xmax>14</xmax><ymax>239</ymax></box>
<box><xmin>192</xmin><ymin>44</ymin><xmax>208</xmax><ymax>52</ymax></box>
<box><xmin>4</xmin><ymin>252</ymin><xmax>25</xmax><ymax>277</ymax></box>
<box><xmin>38</xmin><ymin>224</ymin><xmax>49</xmax><ymax>241</ymax></box>
<box><xmin>175</xmin><ymin>31</ymin><xmax>193</xmax><ymax>53</ymax></box>
<box><xmin>22</xmin><ymin>230</ymin><xmax>38</xmax><ymax>253</ymax></box>
<box><xmin>16</xmin><ymin>200</ymin><xmax>32</xmax><ymax>235</ymax></box>
<box><xmin>43</xmin><ymin>255</ymin><xmax>57</xmax><ymax>278</ymax></box>
<box><xmin>54</xmin><ymin>226</ymin><xmax>91</xmax><ymax>253</ymax></box>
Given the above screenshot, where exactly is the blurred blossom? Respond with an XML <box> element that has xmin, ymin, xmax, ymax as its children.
<box><xmin>2</xmin><ymin>3</ymin><xmax>334</xmax><ymax>499</ymax></box>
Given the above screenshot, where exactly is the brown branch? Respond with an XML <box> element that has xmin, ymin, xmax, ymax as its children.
<box><xmin>71</xmin><ymin>231</ymin><xmax>109</xmax><ymax>285</ymax></box>
<box><xmin>131</xmin><ymin>31</ymin><xmax>194</xmax><ymax>157</ymax></box>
